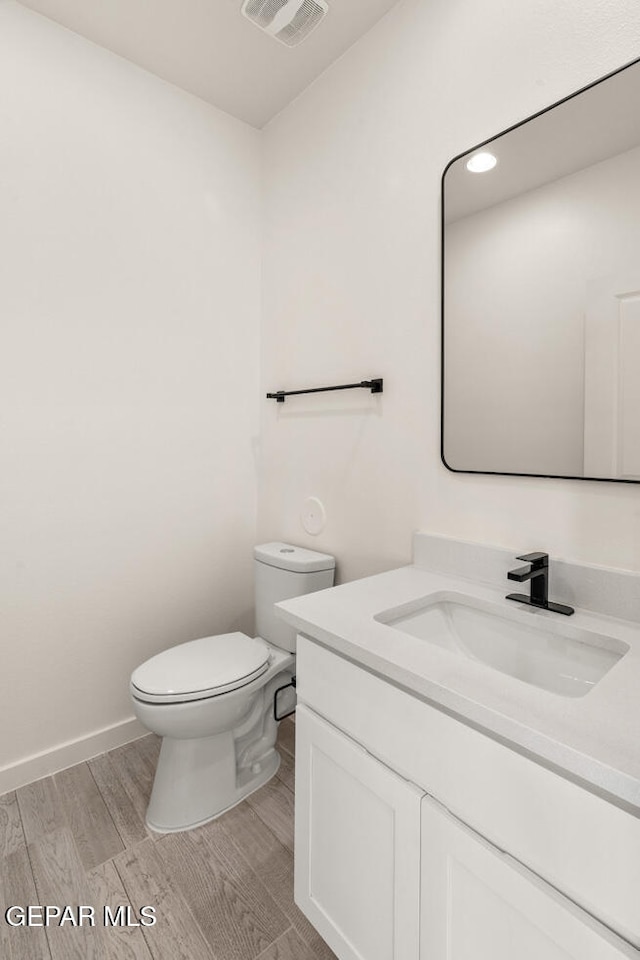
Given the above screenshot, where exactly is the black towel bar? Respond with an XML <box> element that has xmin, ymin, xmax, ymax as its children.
<box><xmin>266</xmin><ymin>378</ymin><xmax>383</xmax><ymax>402</ymax></box>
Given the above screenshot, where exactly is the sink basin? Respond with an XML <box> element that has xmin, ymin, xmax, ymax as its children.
<box><xmin>375</xmin><ymin>592</ymin><xmax>628</xmax><ymax>697</ymax></box>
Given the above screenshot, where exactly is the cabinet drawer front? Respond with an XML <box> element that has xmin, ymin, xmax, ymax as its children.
<box><xmin>297</xmin><ymin>636</ymin><xmax>640</xmax><ymax>947</ymax></box>
<box><xmin>295</xmin><ymin>704</ymin><xmax>423</xmax><ymax>960</ymax></box>
<box><xmin>421</xmin><ymin>797</ymin><xmax>637</xmax><ymax>960</ymax></box>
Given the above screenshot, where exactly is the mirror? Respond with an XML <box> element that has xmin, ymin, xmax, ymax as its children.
<box><xmin>442</xmin><ymin>57</ymin><xmax>640</xmax><ymax>482</ymax></box>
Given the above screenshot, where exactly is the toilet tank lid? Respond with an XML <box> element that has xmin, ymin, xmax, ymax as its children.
<box><xmin>254</xmin><ymin>542</ymin><xmax>335</xmax><ymax>573</ymax></box>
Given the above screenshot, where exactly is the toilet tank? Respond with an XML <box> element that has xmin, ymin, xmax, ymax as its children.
<box><xmin>254</xmin><ymin>542</ymin><xmax>335</xmax><ymax>653</ymax></box>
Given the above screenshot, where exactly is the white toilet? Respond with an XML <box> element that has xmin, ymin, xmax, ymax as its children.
<box><xmin>130</xmin><ymin>542</ymin><xmax>335</xmax><ymax>833</ymax></box>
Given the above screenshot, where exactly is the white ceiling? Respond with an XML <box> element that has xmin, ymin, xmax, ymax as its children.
<box><xmin>16</xmin><ymin>0</ymin><xmax>400</xmax><ymax>127</ymax></box>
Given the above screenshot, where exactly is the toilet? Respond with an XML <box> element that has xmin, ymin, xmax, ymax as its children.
<box><xmin>130</xmin><ymin>542</ymin><xmax>335</xmax><ymax>833</ymax></box>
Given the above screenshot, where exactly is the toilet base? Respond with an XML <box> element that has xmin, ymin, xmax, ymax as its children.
<box><xmin>145</xmin><ymin>731</ymin><xmax>282</xmax><ymax>833</ymax></box>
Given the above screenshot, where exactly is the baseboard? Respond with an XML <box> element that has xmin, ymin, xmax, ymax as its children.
<box><xmin>0</xmin><ymin>717</ymin><xmax>148</xmax><ymax>795</ymax></box>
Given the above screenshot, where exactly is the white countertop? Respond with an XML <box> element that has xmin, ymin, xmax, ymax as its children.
<box><xmin>277</xmin><ymin>561</ymin><xmax>640</xmax><ymax>815</ymax></box>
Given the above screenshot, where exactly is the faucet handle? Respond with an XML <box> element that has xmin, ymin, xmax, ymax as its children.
<box><xmin>516</xmin><ymin>551</ymin><xmax>548</xmax><ymax>566</ymax></box>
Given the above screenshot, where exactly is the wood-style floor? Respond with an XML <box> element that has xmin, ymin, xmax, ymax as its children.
<box><xmin>0</xmin><ymin>718</ymin><xmax>337</xmax><ymax>960</ymax></box>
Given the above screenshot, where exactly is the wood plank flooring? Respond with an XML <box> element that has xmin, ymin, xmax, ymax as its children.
<box><xmin>0</xmin><ymin>719</ymin><xmax>336</xmax><ymax>960</ymax></box>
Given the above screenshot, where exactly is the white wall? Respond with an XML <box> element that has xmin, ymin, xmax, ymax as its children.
<box><xmin>445</xmin><ymin>143</ymin><xmax>640</xmax><ymax>477</ymax></box>
<box><xmin>260</xmin><ymin>0</ymin><xmax>640</xmax><ymax>581</ymax></box>
<box><xmin>0</xmin><ymin>3</ymin><xmax>261</xmax><ymax>785</ymax></box>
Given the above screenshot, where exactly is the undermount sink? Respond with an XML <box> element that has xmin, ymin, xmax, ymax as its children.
<box><xmin>375</xmin><ymin>592</ymin><xmax>629</xmax><ymax>698</ymax></box>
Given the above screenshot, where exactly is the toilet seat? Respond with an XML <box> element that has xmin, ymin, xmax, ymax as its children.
<box><xmin>130</xmin><ymin>632</ymin><xmax>270</xmax><ymax>705</ymax></box>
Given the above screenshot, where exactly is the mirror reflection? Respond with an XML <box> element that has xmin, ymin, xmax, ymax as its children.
<box><xmin>442</xmin><ymin>58</ymin><xmax>640</xmax><ymax>482</ymax></box>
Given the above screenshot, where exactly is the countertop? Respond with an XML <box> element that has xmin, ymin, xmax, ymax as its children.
<box><xmin>277</xmin><ymin>562</ymin><xmax>640</xmax><ymax>815</ymax></box>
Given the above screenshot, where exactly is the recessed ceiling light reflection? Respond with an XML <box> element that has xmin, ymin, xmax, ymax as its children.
<box><xmin>465</xmin><ymin>152</ymin><xmax>497</xmax><ymax>173</ymax></box>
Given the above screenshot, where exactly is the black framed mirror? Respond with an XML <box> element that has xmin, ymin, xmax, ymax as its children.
<box><xmin>442</xmin><ymin>57</ymin><xmax>640</xmax><ymax>483</ymax></box>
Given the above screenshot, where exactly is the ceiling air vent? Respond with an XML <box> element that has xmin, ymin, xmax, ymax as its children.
<box><xmin>241</xmin><ymin>0</ymin><xmax>329</xmax><ymax>47</ymax></box>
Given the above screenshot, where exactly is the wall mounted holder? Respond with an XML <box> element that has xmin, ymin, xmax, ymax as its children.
<box><xmin>266</xmin><ymin>378</ymin><xmax>383</xmax><ymax>402</ymax></box>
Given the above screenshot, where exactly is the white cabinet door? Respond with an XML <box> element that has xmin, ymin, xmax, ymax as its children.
<box><xmin>420</xmin><ymin>797</ymin><xmax>636</xmax><ymax>960</ymax></box>
<box><xmin>295</xmin><ymin>704</ymin><xmax>423</xmax><ymax>960</ymax></box>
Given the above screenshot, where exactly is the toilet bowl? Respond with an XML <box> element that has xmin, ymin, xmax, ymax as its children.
<box><xmin>130</xmin><ymin>542</ymin><xmax>335</xmax><ymax>833</ymax></box>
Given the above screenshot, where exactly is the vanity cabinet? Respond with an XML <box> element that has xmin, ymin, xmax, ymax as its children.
<box><xmin>294</xmin><ymin>635</ymin><xmax>640</xmax><ymax>960</ymax></box>
<box><xmin>295</xmin><ymin>704</ymin><xmax>423</xmax><ymax>960</ymax></box>
<box><xmin>420</xmin><ymin>797</ymin><xmax>634</xmax><ymax>960</ymax></box>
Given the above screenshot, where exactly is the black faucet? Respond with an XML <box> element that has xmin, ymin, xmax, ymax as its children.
<box><xmin>506</xmin><ymin>552</ymin><xmax>574</xmax><ymax>616</ymax></box>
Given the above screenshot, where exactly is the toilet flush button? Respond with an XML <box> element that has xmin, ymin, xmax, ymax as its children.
<box><xmin>302</xmin><ymin>497</ymin><xmax>326</xmax><ymax>535</ymax></box>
